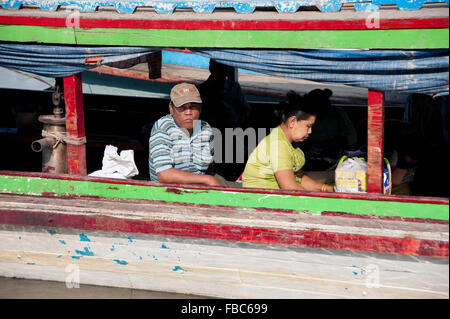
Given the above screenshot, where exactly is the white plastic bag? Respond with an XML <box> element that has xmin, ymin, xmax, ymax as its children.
<box><xmin>89</xmin><ymin>145</ymin><xmax>139</xmax><ymax>179</ymax></box>
<box><xmin>334</xmin><ymin>157</ymin><xmax>367</xmax><ymax>193</ymax></box>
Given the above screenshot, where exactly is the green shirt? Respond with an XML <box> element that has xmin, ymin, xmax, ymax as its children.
<box><xmin>242</xmin><ymin>126</ymin><xmax>306</xmax><ymax>189</ymax></box>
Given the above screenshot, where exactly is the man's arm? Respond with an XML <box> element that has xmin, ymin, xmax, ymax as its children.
<box><xmin>158</xmin><ymin>168</ymin><xmax>221</xmax><ymax>186</ymax></box>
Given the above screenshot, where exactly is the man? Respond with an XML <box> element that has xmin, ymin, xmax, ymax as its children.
<box><xmin>198</xmin><ymin>59</ymin><xmax>250</xmax><ymax>131</ymax></box>
<box><xmin>149</xmin><ymin>82</ymin><xmax>233</xmax><ymax>187</ymax></box>
<box><xmin>197</xmin><ymin>60</ymin><xmax>251</xmax><ymax>181</ymax></box>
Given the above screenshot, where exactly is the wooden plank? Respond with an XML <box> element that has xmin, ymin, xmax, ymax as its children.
<box><xmin>367</xmin><ymin>90</ymin><xmax>385</xmax><ymax>194</ymax></box>
<box><xmin>0</xmin><ymin>0</ymin><xmax>448</xmax><ymax>13</ymax></box>
<box><xmin>0</xmin><ymin>193</ymin><xmax>447</xmax><ymax>257</ymax></box>
<box><xmin>63</xmin><ymin>74</ymin><xmax>87</xmax><ymax>175</ymax></box>
<box><xmin>0</xmin><ymin>224</ymin><xmax>447</xmax><ymax>298</ymax></box>
<box><xmin>0</xmin><ymin>172</ymin><xmax>448</xmax><ymax>220</ymax></box>
<box><xmin>0</xmin><ymin>24</ymin><xmax>447</xmax><ymax>49</ymax></box>
<box><xmin>0</xmin><ymin>14</ymin><xmax>448</xmax><ymax>30</ymax></box>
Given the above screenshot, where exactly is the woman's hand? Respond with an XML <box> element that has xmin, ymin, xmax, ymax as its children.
<box><xmin>322</xmin><ymin>184</ymin><xmax>334</xmax><ymax>193</ymax></box>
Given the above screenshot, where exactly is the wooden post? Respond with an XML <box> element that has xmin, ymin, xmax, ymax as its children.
<box><xmin>147</xmin><ymin>50</ymin><xmax>162</xmax><ymax>79</ymax></box>
<box><xmin>228</xmin><ymin>65</ymin><xmax>238</xmax><ymax>82</ymax></box>
<box><xmin>367</xmin><ymin>90</ymin><xmax>385</xmax><ymax>193</ymax></box>
<box><xmin>64</xmin><ymin>73</ymin><xmax>87</xmax><ymax>175</ymax></box>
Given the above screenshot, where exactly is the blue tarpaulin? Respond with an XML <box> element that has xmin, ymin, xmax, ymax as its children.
<box><xmin>194</xmin><ymin>49</ymin><xmax>449</xmax><ymax>95</ymax></box>
<box><xmin>0</xmin><ymin>44</ymin><xmax>159</xmax><ymax>78</ymax></box>
<box><xmin>0</xmin><ymin>43</ymin><xmax>448</xmax><ymax>95</ymax></box>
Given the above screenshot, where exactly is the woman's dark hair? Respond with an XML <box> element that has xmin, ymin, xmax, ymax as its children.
<box><xmin>274</xmin><ymin>91</ymin><xmax>317</xmax><ymax>124</ymax></box>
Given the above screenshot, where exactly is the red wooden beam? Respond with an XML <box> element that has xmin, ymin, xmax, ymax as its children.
<box><xmin>63</xmin><ymin>73</ymin><xmax>87</xmax><ymax>175</ymax></box>
<box><xmin>0</xmin><ymin>15</ymin><xmax>448</xmax><ymax>31</ymax></box>
<box><xmin>367</xmin><ymin>90</ymin><xmax>385</xmax><ymax>194</ymax></box>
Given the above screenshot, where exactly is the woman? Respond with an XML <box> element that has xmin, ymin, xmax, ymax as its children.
<box><xmin>242</xmin><ymin>91</ymin><xmax>334</xmax><ymax>192</ymax></box>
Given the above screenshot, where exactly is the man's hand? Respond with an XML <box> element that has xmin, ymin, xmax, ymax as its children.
<box><xmin>203</xmin><ymin>175</ymin><xmax>221</xmax><ymax>187</ymax></box>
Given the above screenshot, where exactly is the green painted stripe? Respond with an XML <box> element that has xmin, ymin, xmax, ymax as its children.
<box><xmin>0</xmin><ymin>175</ymin><xmax>448</xmax><ymax>220</ymax></box>
<box><xmin>0</xmin><ymin>25</ymin><xmax>76</xmax><ymax>44</ymax></box>
<box><xmin>0</xmin><ymin>25</ymin><xmax>448</xmax><ymax>48</ymax></box>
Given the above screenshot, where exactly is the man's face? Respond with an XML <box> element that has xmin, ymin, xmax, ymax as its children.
<box><xmin>169</xmin><ymin>102</ymin><xmax>202</xmax><ymax>131</ymax></box>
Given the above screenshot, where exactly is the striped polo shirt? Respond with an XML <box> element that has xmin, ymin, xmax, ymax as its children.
<box><xmin>149</xmin><ymin>114</ymin><xmax>214</xmax><ymax>181</ymax></box>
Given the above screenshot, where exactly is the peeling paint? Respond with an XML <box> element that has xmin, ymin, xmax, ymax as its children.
<box><xmin>48</xmin><ymin>229</ymin><xmax>57</xmax><ymax>236</ymax></box>
<box><xmin>75</xmin><ymin>247</ymin><xmax>94</xmax><ymax>256</ymax></box>
<box><xmin>79</xmin><ymin>233</ymin><xmax>91</xmax><ymax>242</ymax></box>
<box><xmin>172</xmin><ymin>266</ymin><xmax>187</xmax><ymax>272</ymax></box>
<box><xmin>113</xmin><ymin>259</ymin><xmax>128</xmax><ymax>265</ymax></box>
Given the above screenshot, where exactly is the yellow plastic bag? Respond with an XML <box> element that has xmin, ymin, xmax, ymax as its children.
<box><xmin>334</xmin><ymin>156</ymin><xmax>367</xmax><ymax>193</ymax></box>
<box><xmin>334</xmin><ymin>156</ymin><xmax>392</xmax><ymax>194</ymax></box>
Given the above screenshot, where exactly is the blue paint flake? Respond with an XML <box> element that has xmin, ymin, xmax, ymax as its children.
<box><xmin>352</xmin><ymin>271</ymin><xmax>358</xmax><ymax>276</ymax></box>
<box><xmin>59</xmin><ymin>240</ymin><xmax>67</xmax><ymax>245</ymax></box>
<box><xmin>161</xmin><ymin>244</ymin><xmax>169</xmax><ymax>249</ymax></box>
<box><xmin>79</xmin><ymin>233</ymin><xmax>91</xmax><ymax>242</ymax></box>
<box><xmin>172</xmin><ymin>266</ymin><xmax>187</xmax><ymax>272</ymax></box>
<box><xmin>128</xmin><ymin>237</ymin><xmax>134</xmax><ymax>243</ymax></box>
<box><xmin>48</xmin><ymin>229</ymin><xmax>57</xmax><ymax>236</ymax></box>
<box><xmin>26</xmin><ymin>262</ymin><xmax>35</xmax><ymax>265</ymax></box>
<box><xmin>113</xmin><ymin>259</ymin><xmax>128</xmax><ymax>265</ymax></box>
<box><xmin>110</xmin><ymin>245</ymin><xmax>115</xmax><ymax>252</ymax></box>
<box><xmin>71</xmin><ymin>256</ymin><xmax>81</xmax><ymax>259</ymax></box>
<box><xmin>75</xmin><ymin>247</ymin><xmax>94</xmax><ymax>256</ymax></box>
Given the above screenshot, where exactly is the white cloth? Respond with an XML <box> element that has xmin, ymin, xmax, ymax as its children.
<box><xmin>89</xmin><ymin>145</ymin><xmax>139</xmax><ymax>179</ymax></box>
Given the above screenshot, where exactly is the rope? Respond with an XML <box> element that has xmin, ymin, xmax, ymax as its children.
<box><xmin>41</xmin><ymin>130</ymin><xmax>87</xmax><ymax>148</ymax></box>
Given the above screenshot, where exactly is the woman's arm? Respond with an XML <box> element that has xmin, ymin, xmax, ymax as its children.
<box><xmin>299</xmin><ymin>173</ymin><xmax>334</xmax><ymax>192</ymax></box>
<box><xmin>274</xmin><ymin>170</ymin><xmax>306</xmax><ymax>190</ymax></box>
<box><xmin>274</xmin><ymin>169</ymin><xmax>333</xmax><ymax>192</ymax></box>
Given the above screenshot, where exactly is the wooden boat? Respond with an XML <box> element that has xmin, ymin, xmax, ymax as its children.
<box><xmin>0</xmin><ymin>171</ymin><xmax>448</xmax><ymax>298</ymax></box>
<box><xmin>0</xmin><ymin>1</ymin><xmax>448</xmax><ymax>298</ymax></box>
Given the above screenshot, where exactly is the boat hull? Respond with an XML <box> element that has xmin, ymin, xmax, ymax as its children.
<box><xmin>0</xmin><ymin>222</ymin><xmax>448</xmax><ymax>298</ymax></box>
<box><xmin>0</xmin><ymin>176</ymin><xmax>448</xmax><ymax>298</ymax></box>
